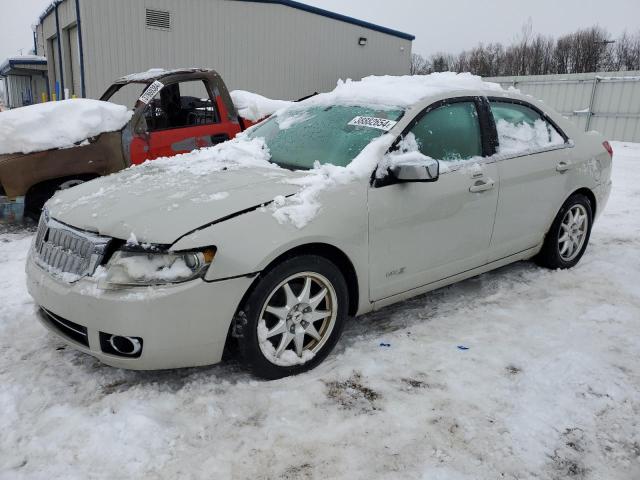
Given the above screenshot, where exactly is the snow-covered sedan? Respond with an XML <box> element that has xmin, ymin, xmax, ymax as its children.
<box><xmin>26</xmin><ymin>73</ymin><xmax>613</xmax><ymax>379</ymax></box>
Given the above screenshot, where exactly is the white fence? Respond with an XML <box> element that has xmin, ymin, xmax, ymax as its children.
<box><xmin>485</xmin><ymin>71</ymin><xmax>640</xmax><ymax>143</ymax></box>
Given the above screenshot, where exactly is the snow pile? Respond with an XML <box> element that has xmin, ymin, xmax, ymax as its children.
<box><xmin>230</xmin><ymin>90</ymin><xmax>293</xmax><ymax>122</ymax></box>
<box><xmin>305</xmin><ymin>72</ymin><xmax>506</xmax><ymax>109</ymax></box>
<box><xmin>496</xmin><ymin>119</ymin><xmax>565</xmax><ymax>155</ymax></box>
<box><xmin>0</xmin><ymin>99</ymin><xmax>133</xmax><ymax>155</ymax></box>
<box><xmin>140</xmin><ymin>136</ymin><xmax>274</xmax><ymax>177</ymax></box>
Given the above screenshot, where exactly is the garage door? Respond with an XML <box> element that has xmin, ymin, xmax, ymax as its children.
<box><xmin>50</xmin><ymin>36</ymin><xmax>60</xmax><ymax>98</ymax></box>
<box><xmin>68</xmin><ymin>26</ymin><xmax>81</xmax><ymax>97</ymax></box>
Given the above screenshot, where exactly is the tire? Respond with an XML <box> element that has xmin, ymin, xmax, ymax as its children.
<box><xmin>25</xmin><ymin>178</ymin><xmax>88</xmax><ymax>220</ymax></box>
<box><xmin>536</xmin><ymin>193</ymin><xmax>593</xmax><ymax>269</ymax></box>
<box><xmin>235</xmin><ymin>255</ymin><xmax>349</xmax><ymax>380</ymax></box>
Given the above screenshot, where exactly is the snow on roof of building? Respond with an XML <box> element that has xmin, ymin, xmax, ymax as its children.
<box><xmin>0</xmin><ymin>56</ymin><xmax>47</xmax><ymax>76</ymax></box>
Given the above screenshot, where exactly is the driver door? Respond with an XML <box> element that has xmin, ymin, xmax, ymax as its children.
<box><xmin>368</xmin><ymin>98</ymin><xmax>499</xmax><ymax>301</ymax></box>
<box><xmin>131</xmin><ymin>79</ymin><xmax>239</xmax><ymax>164</ymax></box>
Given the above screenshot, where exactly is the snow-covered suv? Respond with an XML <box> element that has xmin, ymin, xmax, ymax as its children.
<box><xmin>26</xmin><ymin>73</ymin><xmax>612</xmax><ymax>379</ymax></box>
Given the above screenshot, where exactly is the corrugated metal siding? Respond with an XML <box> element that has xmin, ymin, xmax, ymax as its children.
<box><xmin>485</xmin><ymin>71</ymin><xmax>640</xmax><ymax>142</ymax></box>
<box><xmin>78</xmin><ymin>0</ymin><xmax>411</xmax><ymax>100</ymax></box>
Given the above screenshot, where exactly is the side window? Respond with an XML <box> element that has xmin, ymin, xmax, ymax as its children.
<box><xmin>144</xmin><ymin>80</ymin><xmax>220</xmax><ymax>132</ymax></box>
<box><xmin>490</xmin><ymin>101</ymin><xmax>565</xmax><ymax>155</ymax></box>
<box><xmin>409</xmin><ymin>101</ymin><xmax>483</xmax><ymax>162</ymax></box>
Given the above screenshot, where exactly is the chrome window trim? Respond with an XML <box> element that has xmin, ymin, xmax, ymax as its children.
<box><xmin>492</xmin><ymin>141</ymin><xmax>575</xmax><ymax>164</ymax></box>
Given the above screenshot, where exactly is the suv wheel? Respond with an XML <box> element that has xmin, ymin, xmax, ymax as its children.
<box><xmin>236</xmin><ymin>255</ymin><xmax>348</xmax><ymax>379</ymax></box>
<box><xmin>536</xmin><ymin>193</ymin><xmax>593</xmax><ymax>269</ymax></box>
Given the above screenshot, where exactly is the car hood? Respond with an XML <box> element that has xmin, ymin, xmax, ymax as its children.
<box><xmin>47</xmin><ymin>141</ymin><xmax>303</xmax><ymax>245</ymax></box>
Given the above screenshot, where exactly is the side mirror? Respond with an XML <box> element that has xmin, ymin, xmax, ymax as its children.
<box><xmin>391</xmin><ymin>157</ymin><xmax>439</xmax><ymax>183</ymax></box>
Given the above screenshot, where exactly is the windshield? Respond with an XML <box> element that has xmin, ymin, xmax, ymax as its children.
<box><xmin>101</xmin><ymin>82</ymin><xmax>148</xmax><ymax>108</ymax></box>
<box><xmin>248</xmin><ymin>105</ymin><xmax>404</xmax><ymax>170</ymax></box>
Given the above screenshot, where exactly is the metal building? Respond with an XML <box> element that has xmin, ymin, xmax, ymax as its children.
<box><xmin>33</xmin><ymin>0</ymin><xmax>414</xmax><ymax>102</ymax></box>
<box><xmin>0</xmin><ymin>56</ymin><xmax>48</xmax><ymax>108</ymax></box>
<box><xmin>485</xmin><ymin>71</ymin><xmax>640</xmax><ymax>142</ymax></box>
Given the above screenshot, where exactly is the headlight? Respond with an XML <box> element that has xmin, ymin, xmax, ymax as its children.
<box><xmin>98</xmin><ymin>248</ymin><xmax>216</xmax><ymax>288</ymax></box>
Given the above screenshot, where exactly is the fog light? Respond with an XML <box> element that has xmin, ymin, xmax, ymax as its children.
<box><xmin>99</xmin><ymin>332</ymin><xmax>143</xmax><ymax>358</ymax></box>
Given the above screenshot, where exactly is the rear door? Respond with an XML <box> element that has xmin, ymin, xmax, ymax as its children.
<box><xmin>487</xmin><ymin>99</ymin><xmax>573</xmax><ymax>261</ymax></box>
<box><xmin>368</xmin><ymin>98</ymin><xmax>500</xmax><ymax>301</ymax></box>
<box><xmin>133</xmin><ymin>79</ymin><xmax>240</xmax><ymax>164</ymax></box>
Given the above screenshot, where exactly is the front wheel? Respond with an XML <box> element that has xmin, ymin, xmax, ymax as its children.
<box><xmin>235</xmin><ymin>255</ymin><xmax>348</xmax><ymax>379</ymax></box>
<box><xmin>536</xmin><ymin>193</ymin><xmax>593</xmax><ymax>269</ymax></box>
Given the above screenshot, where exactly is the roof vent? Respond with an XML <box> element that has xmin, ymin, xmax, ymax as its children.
<box><xmin>146</xmin><ymin>8</ymin><xmax>171</xmax><ymax>30</ymax></box>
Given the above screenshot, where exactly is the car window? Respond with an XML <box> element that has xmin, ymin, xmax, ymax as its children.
<box><xmin>143</xmin><ymin>80</ymin><xmax>220</xmax><ymax>132</ymax></box>
<box><xmin>409</xmin><ymin>101</ymin><xmax>483</xmax><ymax>162</ymax></box>
<box><xmin>490</xmin><ymin>101</ymin><xmax>565</xmax><ymax>155</ymax></box>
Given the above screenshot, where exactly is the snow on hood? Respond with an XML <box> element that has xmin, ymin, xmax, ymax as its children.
<box><xmin>304</xmin><ymin>72</ymin><xmax>507</xmax><ymax>108</ymax></box>
<box><xmin>47</xmin><ymin>138</ymin><xmax>302</xmax><ymax>244</ymax></box>
<box><xmin>230</xmin><ymin>90</ymin><xmax>294</xmax><ymax>122</ymax></box>
<box><xmin>0</xmin><ymin>99</ymin><xmax>133</xmax><ymax>155</ymax></box>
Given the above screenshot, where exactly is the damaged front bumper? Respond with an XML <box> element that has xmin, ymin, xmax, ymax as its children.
<box><xmin>0</xmin><ymin>195</ymin><xmax>25</xmax><ymax>222</ymax></box>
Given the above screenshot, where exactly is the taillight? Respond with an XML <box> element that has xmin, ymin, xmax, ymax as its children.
<box><xmin>603</xmin><ymin>141</ymin><xmax>613</xmax><ymax>159</ymax></box>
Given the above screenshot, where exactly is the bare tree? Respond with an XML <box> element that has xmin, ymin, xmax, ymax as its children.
<box><xmin>410</xmin><ymin>53</ymin><xmax>429</xmax><ymax>75</ymax></box>
<box><xmin>412</xmin><ymin>23</ymin><xmax>634</xmax><ymax>77</ymax></box>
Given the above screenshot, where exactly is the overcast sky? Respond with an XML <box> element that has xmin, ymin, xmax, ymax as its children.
<box><xmin>1</xmin><ymin>0</ymin><xmax>639</xmax><ymax>62</ymax></box>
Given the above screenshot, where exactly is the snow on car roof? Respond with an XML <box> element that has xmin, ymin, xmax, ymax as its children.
<box><xmin>230</xmin><ymin>90</ymin><xmax>294</xmax><ymax>122</ymax></box>
<box><xmin>0</xmin><ymin>99</ymin><xmax>133</xmax><ymax>155</ymax></box>
<box><xmin>304</xmin><ymin>72</ymin><xmax>508</xmax><ymax>109</ymax></box>
<box><xmin>117</xmin><ymin>68</ymin><xmax>208</xmax><ymax>83</ymax></box>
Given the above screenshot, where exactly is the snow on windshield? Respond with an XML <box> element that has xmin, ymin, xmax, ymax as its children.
<box><xmin>0</xmin><ymin>99</ymin><xmax>133</xmax><ymax>155</ymax></box>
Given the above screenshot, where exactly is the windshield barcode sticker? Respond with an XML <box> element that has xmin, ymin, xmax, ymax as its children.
<box><xmin>348</xmin><ymin>116</ymin><xmax>398</xmax><ymax>131</ymax></box>
<box><xmin>139</xmin><ymin>80</ymin><xmax>164</xmax><ymax>104</ymax></box>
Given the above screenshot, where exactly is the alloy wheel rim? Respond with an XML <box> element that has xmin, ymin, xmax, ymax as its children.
<box><xmin>558</xmin><ymin>204</ymin><xmax>588</xmax><ymax>262</ymax></box>
<box><xmin>258</xmin><ymin>272</ymin><xmax>337</xmax><ymax>365</ymax></box>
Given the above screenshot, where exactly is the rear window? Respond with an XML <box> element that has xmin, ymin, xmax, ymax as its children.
<box><xmin>490</xmin><ymin>101</ymin><xmax>565</xmax><ymax>155</ymax></box>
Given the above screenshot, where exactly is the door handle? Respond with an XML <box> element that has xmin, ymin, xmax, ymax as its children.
<box><xmin>211</xmin><ymin>134</ymin><xmax>230</xmax><ymax>145</ymax></box>
<box><xmin>469</xmin><ymin>179</ymin><xmax>495</xmax><ymax>193</ymax></box>
<box><xmin>556</xmin><ymin>161</ymin><xmax>572</xmax><ymax>173</ymax></box>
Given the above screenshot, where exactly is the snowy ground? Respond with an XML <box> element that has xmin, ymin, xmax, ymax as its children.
<box><xmin>1</xmin><ymin>143</ymin><xmax>639</xmax><ymax>480</ymax></box>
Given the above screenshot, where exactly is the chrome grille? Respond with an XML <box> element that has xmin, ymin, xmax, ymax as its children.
<box><xmin>33</xmin><ymin>212</ymin><xmax>111</xmax><ymax>282</ymax></box>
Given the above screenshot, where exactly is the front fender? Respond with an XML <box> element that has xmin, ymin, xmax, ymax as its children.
<box><xmin>171</xmin><ymin>181</ymin><xmax>371</xmax><ymax>312</ymax></box>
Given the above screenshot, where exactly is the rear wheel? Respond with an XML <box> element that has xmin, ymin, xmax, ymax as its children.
<box><xmin>235</xmin><ymin>255</ymin><xmax>348</xmax><ymax>379</ymax></box>
<box><xmin>536</xmin><ymin>193</ymin><xmax>593</xmax><ymax>269</ymax></box>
